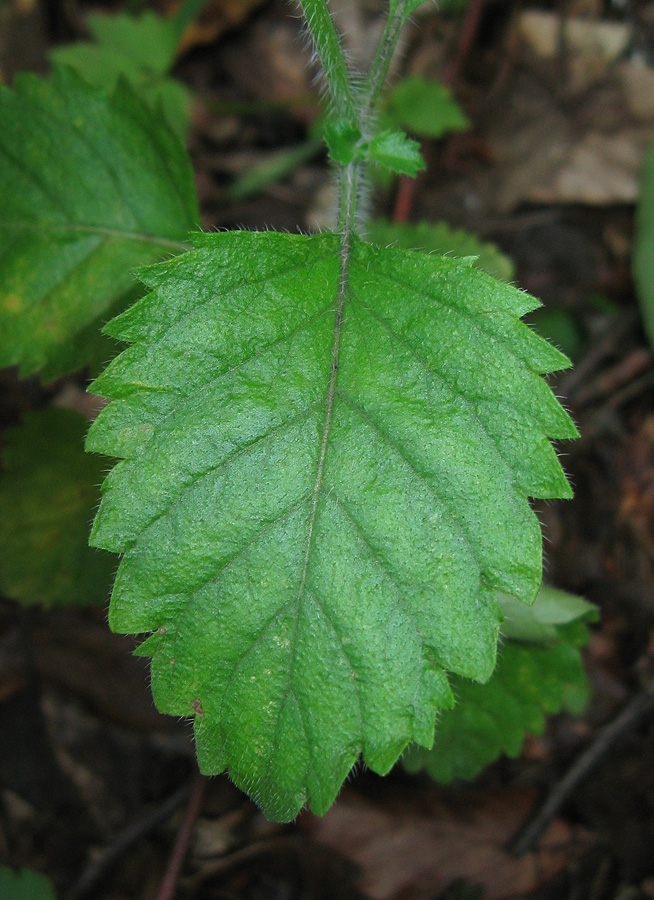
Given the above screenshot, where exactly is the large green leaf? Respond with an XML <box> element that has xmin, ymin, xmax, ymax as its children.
<box><xmin>0</xmin><ymin>68</ymin><xmax>198</xmax><ymax>380</ymax></box>
<box><xmin>634</xmin><ymin>132</ymin><xmax>654</xmax><ymax>349</ymax></box>
<box><xmin>50</xmin><ymin>11</ymin><xmax>191</xmax><ymax>138</ymax></box>
<box><xmin>87</xmin><ymin>231</ymin><xmax>577</xmax><ymax>821</ymax></box>
<box><xmin>0</xmin><ymin>408</ymin><xmax>114</xmax><ymax>608</ymax></box>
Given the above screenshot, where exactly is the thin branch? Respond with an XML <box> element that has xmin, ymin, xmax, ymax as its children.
<box><xmin>156</xmin><ymin>773</ymin><xmax>208</xmax><ymax>900</ymax></box>
<box><xmin>509</xmin><ymin>679</ymin><xmax>654</xmax><ymax>856</ymax></box>
<box><xmin>69</xmin><ymin>783</ymin><xmax>190</xmax><ymax>899</ymax></box>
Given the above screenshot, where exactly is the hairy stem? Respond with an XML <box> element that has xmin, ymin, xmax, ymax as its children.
<box><xmin>298</xmin><ymin>158</ymin><xmax>359</xmax><ymax>598</ymax></box>
<box><xmin>362</xmin><ymin>0</ymin><xmax>410</xmax><ymax>119</ymax></box>
<box><xmin>301</xmin><ymin>0</ymin><xmax>412</xmax><ymax>237</ymax></box>
<box><xmin>297</xmin><ymin>0</ymin><xmax>359</xmax><ymax>123</ymax></box>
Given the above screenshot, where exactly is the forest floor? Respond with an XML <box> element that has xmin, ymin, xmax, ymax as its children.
<box><xmin>1</xmin><ymin>0</ymin><xmax>654</xmax><ymax>898</ymax></box>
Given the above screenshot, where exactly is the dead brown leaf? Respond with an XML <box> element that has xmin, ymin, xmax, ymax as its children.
<box><xmin>306</xmin><ymin>784</ymin><xmax>587</xmax><ymax>900</ymax></box>
<box><xmin>168</xmin><ymin>0</ymin><xmax>267</xmax><ymax>52</ymax></box>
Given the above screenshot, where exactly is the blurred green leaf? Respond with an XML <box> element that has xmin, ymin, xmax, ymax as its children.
<box><xmin>528</xmin><ymin>307</ymin><xmax>583</xmax><ymax>362</ymax></box>
<box><xmin>0</xmin><ymin>68</ymin><xmax>197</xmax><ymax>379</ymax></box>
<box><xmin>50</xmin><ymin>11</ymin><xmax>190</xmax><ymax>137</ymax></box>
<box><xmin>367</xmin><ymin>219</ymin><xmax>515</xmax><ymax>283</ymax></box>
<box><xmin>0</xmin><ymin>408</ymin><xmax>115</xmax><ymax>608</ymax></box>
<box><xmin>0</xmin><ymin>868</ymin><xmax>56</xmax><ymax>900</ymax></box>
<box><xmin>634</xmin><ymin>132</ymin><xmax>654</xmax><ymax>349</ymax></box>
<box><xmin>383</xmin><ymin>76</ymin><xmax>469</xmax><ymax>141</ymax></box>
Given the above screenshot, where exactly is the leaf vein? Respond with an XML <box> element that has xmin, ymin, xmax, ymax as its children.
<box><xmin>334</xmin><ymin>390</ymin><xmax>486</xmax><ymax>581</ymax></box>
<box><xmin>305</xmin><ymin>583</ymin><xmax>364</xmax><ymax>736</ymax></box>
<box><xmin>0</xmin><ymin>221</ymin><xmax>189</xmax><ymax>252</ymax></box>
<box><xmin>135</xmin><ymin>404</ymin><xmax>321</xmax><ymax>545</ymax></box>
<box><xmin>353</xmin><ymin>256</ymin><xmax>539</xmax><ymax>375</ymax></box>
<box><xmin>350</xmin><ymin>295</ymin><xmax>521</xmax><ymax>489</ymax></box>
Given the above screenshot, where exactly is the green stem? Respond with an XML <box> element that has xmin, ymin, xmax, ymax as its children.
<box><xmin>298</xmin><ymin>0</ymin><xmax>358</xmax><ymax>123</ymax></box>
<box><xmin>362</xmin><ymin>0</ymin><xmax>409</xmax><ymax>118</ymax></box>
<box><xmin>300</xmin><ymin>0</ymin><xmax>411</xmax><ymax>236</ymax></box>
<box><xmin>337</xmin><ymin>161</ymin><xmax>361</xmax><ymax>234</ymax></box>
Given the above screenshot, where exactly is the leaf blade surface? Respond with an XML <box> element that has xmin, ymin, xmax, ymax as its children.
<box><xmin>88</xmin><ymin>231</ymin><xmax>576</xmax><ymax>820</ymax></box>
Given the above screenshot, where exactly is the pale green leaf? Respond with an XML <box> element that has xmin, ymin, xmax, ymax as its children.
<box><xmin>0</xmin><ymin>867</ymin><xmax>56</xmax><ymax>900</ymax></box>
<box><xmin>366</xmin><ymin>219</ymin><xmax>515</xmax><ymax>283</ymax></box>
<box><xmin>384</xmin><ymin>76</ymin><xmax>469</xmax><ymax>140</ymax></box>
<box><xmin>402</xmin><ymin>633</ymin><xmax>590</xmax><ymax>783</ymax></box>
<box><xmin>87</xmin><ymin>231</ymin><xmax>576</xmax><ymax>821</ymax></box>
<box><xmin>0</xmin><ymin>68</ymin><xmax>198</xmax><ymax>379</ymax></box>
<box><xmin>50</xmin><ymin>11</ymin><xmax>191</xmax><ymax>138</ymax></box>
<box><xmin>0</xmin><ymin>408</ymin><xmax>114</xmax><ymax>608</ymax></box>
<box><xmin>634</xmin><ymin>132</ymin><xmax>654</xmax><ymax>349</ymax></box>
<box><xmin>499</xmin><ymin>585</ymin><xmax>598</xmax><ymax>644</ymax></box>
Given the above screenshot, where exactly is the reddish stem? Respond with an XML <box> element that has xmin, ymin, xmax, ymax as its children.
<box><xmin>156</xmin><ymin>774</ymin><xmax>208</xmax><ymax>900</ymax></box>
<box><xmin>443</xmin><ymin>0</ymin><xmax>486</xmax><ymax>87</ymax></box>
<box><xmin>392</xmin><ymin>0</ymin><xmax>487</xmax><ymax>224</ymax></box>
<box><xmin>393</xmin><ymin>172</ymin><xmax>418</xmax><ymax>223</ymax></box>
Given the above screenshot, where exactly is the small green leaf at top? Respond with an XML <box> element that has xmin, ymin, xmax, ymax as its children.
<box><xmin>0</xmin><ymin>408</ymin><xmax>114</xmax><ymax>608</ymax></box>
<box><xmin>87</xmin><ymin>230</ymin><xmax>577</xmax><ymax>821</ymax></box>
<box><xmin>50</xmin><ymin>11</ymin><xmax>190</xmax><ymax>137</ymax></box>
<box><xmin>383</xmin><ymin>76</ymin><xmax>469</xmax><ymax>141</ymax></box>
<box><xmin>0</xmin><ymin>67</ymin><xmax>198</xmax><ymax>380</ymax></box>
<box><xmin>366</xmin><ymin>130</ymin><xmax>425</xmax><ymax>176</ymax></box>
<box><xmin>634</xmin><ymin>132</ymin><xmax>654</xmax><ymax>350</ymax></box>
<box><xmin>323</xmin><ymin>118</ymin><xmax>363</xmax><ymax>165</ymax></box>
<box><xmin>323</xmin><ymin>121</ymin><xmax>424</xmax><ymax>176</ymax></box>
<box><xmin>0</xmin><ymin>866</ymin><xmax>57</xmax><ymax>899</ymax></box>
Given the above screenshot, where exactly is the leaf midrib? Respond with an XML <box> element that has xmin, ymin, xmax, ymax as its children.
<box><xmin>0</xmin><ymin>221</ymin><xmax>188</xmax><ymax>252</ymax></box>
<box><xmin>295</xmin><ymin>228</ymin><xmax>352</xmax><ymax>603</ymax></box>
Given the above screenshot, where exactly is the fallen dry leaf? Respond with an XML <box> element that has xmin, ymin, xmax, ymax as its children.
<box><xmin>487</xmin><ymin>64</ymin><xmax>654</xmax><ymax>209</ymax></box>
<box><xmin>517</xmin><ymin>11</ymin><xmax>631</xmax><ymax>92</ymax></box>
<box><xmin>167</xmin><ymin>0</ymin><xmax>266</xmax><ymax>52</ymax></box>
<box><xmin>306</xmin><ymin>783</ymin><xmax>587</xmax><ymax>900</ymax></box>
